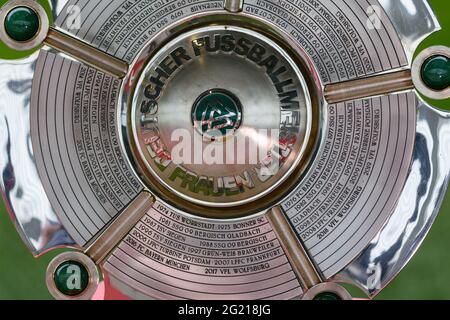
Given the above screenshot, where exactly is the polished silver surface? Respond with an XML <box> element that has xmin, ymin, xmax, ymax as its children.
<box><xmin>103</xmin><ymin>200</ymin><xmax>303</xmax><ymax>300</ymax></box>
<box><xmin>49</xmin><ymin>0</ymin><xmax>71</xmax><ymax>20</ymax></box>
<box><xmin>0</xmin><ymin>0</ymin><xmax>77</xmax><ymax>256</ymax></box>
<box><xmin>30</xmin><ymin>49</ymin><xmax>143</xmax><ymax>246</ymax></box>
<box><xmin>0</xmin><ymin>53</ymin><xmax>75</xmax><ymax>255</ymax></box>
<box><xmin>53</xmin><ymin>0</ymin><xmax>225</xmax><ymax>63</ymax></box>
<box><xmin>53</xmin><ymin>0</ymin><xmax>408</xmax><ymax>83</ymax></box>
<box><xmin>282</xmin><ymin>91</ymin><xmax>417</xmax><ymax>279</ymax></box>
<box><xmin>224</xmin><ymin>0</ymin><xmax>243</xmax><ymax>13</ymax></box>
<box><xmin>243</xmin><ymin>0</ymin><xmax>408</xmax><ymax>84</ymax></box>
<box><xmin>379</xmin><ymin>0</ymin><xmax>440</xmax><ymax>64</ymax></box>
<box><xmin>131</xmin><ymin>25</ymin><xmax>312</xmax><ymax>210</ymax></box>
<box><xmin>336</xmin><ymin>98</ymin><xmax>450</xmax><ymax>297</ymax></box>
<box><xmin>0</xmin><ymin>0</ymin><xmax>449</xmax><ymax>300</ymax></box>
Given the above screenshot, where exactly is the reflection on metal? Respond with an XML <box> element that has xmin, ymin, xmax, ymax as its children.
<box><xmin>0</xmin><ymin>0</ymin><xmax>449</xmax><ymax>300</ymax></box>
<box><xmin>224</xmin><ymin>0</ymin><xmax>243</xmax><ymax>13</ymax></box>
<box><xmin>378</xmin><ymin>0</ymin><xmax>440</xmax><ymax>64</ymax></box>
<box><xmin>44</xmin><ymin>28</ymin><xmax>128</xmax><ymax>78</ymax></box>
<box><xmin>336</xmin><ymin>98</ymin><xmax>450</xmax><ymax>297</ymax></box>
<box><xmin>412</xmin><ymin>46</ymin><xmax>450</xmax><ymax>100</ymax></box>
<box><xmin>267</xmin><ymin>207</ymin><xmax>323</xmax><ymax>289</ymax></box>
<box><xmin>119</xmin><ymin>13</ymin><xmax>323</xmax><ymax>220</ymax></box>
<box><xmin>86</xmin><ymin>192</ymin><xmax>154</xmax><ymax>264</ymax></box>
<box><xmin>301</xmin><ymin>282</ymin><xmax>352</xmax><ymax>300</ymax></box>
<box><xmin>0</xmin><ymin>53</ymin><xmax>75</xmax><ymax>255</ymax></box>
<box><xmin>30</xmin><ymin>48</ymin><xmax>143</xmax><ymax>246</ymax></box>
<box><xmin>324</xmin><ymin>70</ymin><xmax>414</xmax><ymax>104</ymax></box>
<box><xmin>103</xmin><ymin>201</ymin><xmax>304</xmax><ymax>300</ymax></box>
<box><xmin>130</xmin><ymin>25</ymin><xmax>314</xmax><ymax>214</ymax></box>
<box><xmin>48</xmin><ymin>0</ymin><xmax>71</xmax><ymax>20</ymax></box>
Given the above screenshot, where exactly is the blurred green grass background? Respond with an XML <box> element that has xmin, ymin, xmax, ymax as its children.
<box><xmin>0</xmin><ymin>0</ymin><xmax>449</xmax><ymax>300</ymax></box>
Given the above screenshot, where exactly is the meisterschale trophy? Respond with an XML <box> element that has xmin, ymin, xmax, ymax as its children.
<box><xmin>0</xmin><ymin>0</ymin><xmax>449</xmax><ymax>300</ymax></box>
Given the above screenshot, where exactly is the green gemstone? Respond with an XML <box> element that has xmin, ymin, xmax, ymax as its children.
<box><xmin>421</xmin><ymin>55</ymin><xmax>450</xmax><ymax>91</ymax></box>
<box><xmin>53</xmin><ymin>260</ymin><xmax>89</xmax><ymax>296</ymax></box>
<box><xmin>4</xmin><ymin>6</ymin><xmax>40</xmax><ymax>42</ymax></box>
<box><xmin>313</xmin><ymin>292</ymin><xmax>342</xmax><ymax>301</ymax></box>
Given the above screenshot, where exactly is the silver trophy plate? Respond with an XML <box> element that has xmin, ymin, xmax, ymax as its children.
<box><xmin>0</xmin><ymin>0</ymin><xmax>449</xmax><ymax>300</ymax></box>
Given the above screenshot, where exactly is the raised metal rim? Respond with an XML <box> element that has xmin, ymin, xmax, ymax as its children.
<box><xmin>45</xmin><ymin>252</ymin><xmax>99</xmax><ymax>300</ymax></box>
<box><xmin>121</xmin><ymin>12</ymin><xmax>322</xmax><ymax>218</ymax></box>
<box><xmin>412</xmin><ymin>45</ymin><xmax>450</xmax><ymax>100</ymax></box>
<box><xmin>131</xmin><ymin>25</ymin><xmax>314</xmax><ymax>209</ymax></box>
<box><xmin>0</xmin><ymin>0</ymin><xmax>49</xmax><ymax>51</ymax></box>
<box><xmin>301</xmin><ymin>283</ymin><xmax>352</xmax><ymax>300</ymax></box>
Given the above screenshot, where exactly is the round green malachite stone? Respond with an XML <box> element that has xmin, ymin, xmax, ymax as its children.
<box><xmin>53</xmin><ymin>260</ymin><xmax>89</xmax><ymax>296</ymax></box>
<box><xmin>4</xmin><ymin>6</ymin><xmax>40</xmax><ymax>42</ymax></box>
<box><xmin>313</xmin><ymin>292</ymin><xmax>342</xmax><ymax>301</ymax></box>
<box><xmin>421</xmin><ymin>55</ymin><xmax>450</xmax><ymax>91</ymax></box>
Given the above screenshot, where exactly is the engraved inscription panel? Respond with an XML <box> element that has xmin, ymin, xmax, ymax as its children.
<box><xmin>104</xmin><ymin>201</ymin><xmax>302</xmax><ymax>300</ymax></box>
<box><xmin>243</xmin><ymin>0</ymin><xmax>407</xmax><ymax>84</ymax></box>
<box><xmin>55</xmin><ymin>0</ymin><xmax>224</xmax><ymax>63</ymax></box>
<box><xmin>55</xmin><ymin>0</ymin><xmax>407</xmax><ymax>84</ymax></box>
<box><xmin>31</xmin><ymin>51</ymin><xmax>143</xmax><ymax>245</ymax></box>
<box><xmin>282</xmin><ymin>92</ymin><xmax>416</xmax><ymax>277</ymax></box>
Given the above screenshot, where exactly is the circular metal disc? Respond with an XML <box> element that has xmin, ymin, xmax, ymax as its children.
<box><xmin>131</xmin><ymin>26</ymin><xmax>312</xmax><ymax>211</ymax></box>
<box><xmin>1</xmin><ymin>0</ymin><xmax>446</xmax><ymax>300</ymax></box>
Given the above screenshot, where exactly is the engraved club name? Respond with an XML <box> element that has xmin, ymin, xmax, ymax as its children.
<box><xmin>142</xmin><ymin>33</ymin><xmax>301</xmax><ymax>110</ymax></box>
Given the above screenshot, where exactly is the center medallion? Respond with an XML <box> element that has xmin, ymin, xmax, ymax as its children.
<box><xmin>192</xmin><ymin>89</ymin><xmax>243</xmax><ymax>142</ymax></box>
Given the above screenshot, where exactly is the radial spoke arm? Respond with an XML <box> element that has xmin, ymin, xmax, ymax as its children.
<box><xmin>85</xmin><ymin>192</ymin><xmax>155</xmax><ymax>264</ymax></box>
<box><xmin>266</xmin><ymin>206</ymin><xmax>323</xmax><ymax>289</ymax></box>
<box><xmin>324</xmin><ymin>70</ymin><xmax>414</xmax><ymax>104</ymax></box>
<box><xmin>224</xmin><ymin>0</ymin><xmax>243</xmax><ymax>12</ymax></box>
<box><xmin>44</xmin><ymin>28</ymin><xmax>129</xmax><ymax>79</ymax></box>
